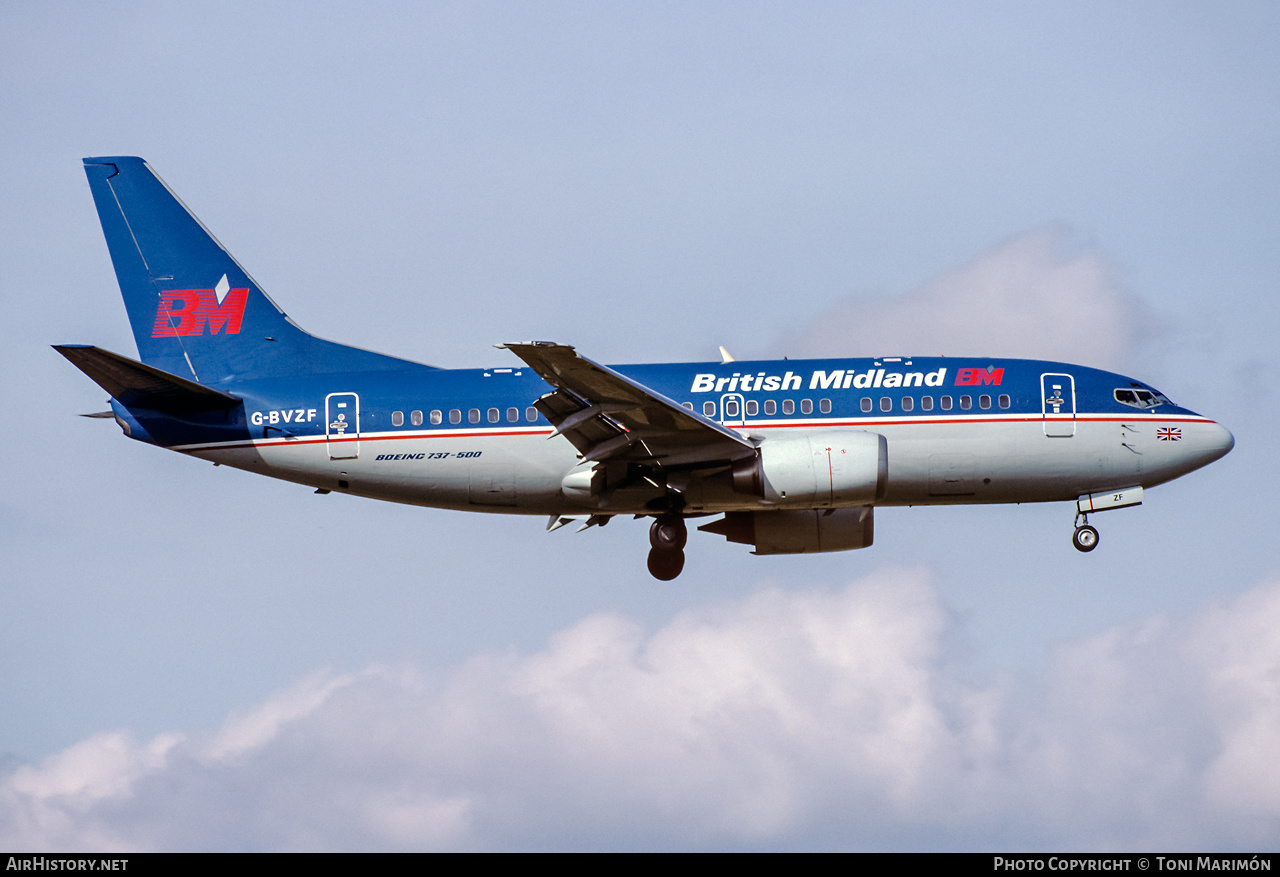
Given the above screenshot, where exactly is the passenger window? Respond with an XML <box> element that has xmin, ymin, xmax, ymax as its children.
<box><xmin>998</xmin><ymin>395</ymin><xmax>1010</xmax><ymax>409</ymax></box>
<box><xmin>746</xmin><ymin>400</ymin><xmax>758</xmax><ymax>416</ymax></box>
<box><xmin>960</xmin><ymin>395</ymin><xmax>972</xmax><ymax>410</ymax></box>
<box><xmin>861</xmin><ymin>397</ymin><xmax>872</xmax><ymax>413</ymax></box>
<box><xmin>880</xmin><ymin>397</ymin><xmax>892</xmax><ymax>412</ymax></box>
<box><xmin>725</xmin><ymin>399</ymin><xmax>740</xmax><ymax>417</ymax></box>
<box><xmin>921</xmin><ymin>396</ymin><xmax>933</xmax><ymax>411</ymax></box>
<box><xmin>468</xmin><ymin>408</ymin><xmax>480</xmax><ymax>424</ymax></box>
<box><xmin>940</xmin><ymin>396</ymin><xmax>952</xmax><ymax>411</ymax></box>
<box><xmin>783</xmin><ymin>399</ymin><xmax>795</xmax><ymax>415</ymax></box>
<box><xmin>901</xmin><ymin>396</ymin><xmax>913</xmax><ymax>412</ymax></box>
<box><xmin>819</xmin><ymin>399</ymin><xmax>831</xmax><ymax>414</ymax></box>
<box><xmin>703</xmin><ymin>401</ymin><xmax>716</xmax><ymax>416</ymax></box>
<box><xmin>801</xmin><ymin>399</ymin><xmax>813</xmax><ymax>415</ymax></box>
<box><xmin>682</xmin><ymin>402</ymin><xmax>693</xmax><ymax>411</ymax></box>
<box><xmin>526</xmin><ymin>407</ymin><xmax>538</xmax><ymax>422</ymax></box>
<box><xmin>487</xmin><ymin>408</ymin><xmax>499</xmax><ymax>423</ymax></box>
<box><xmin>764</xmin><ymin>400</ymin><xmax>776</xmax><ymax>415</ymax></box>
<box><xmin>979</xmin><ymin>395</ymin><xmax>991</xmax><ymax>409</ymax></box>
<box><xmin>506</xmin><ymin>407</ymin><xmax>518</xmax><ymax>423</ymax></box>
<box><xmin>449</xmin><ymin>409</ymin><xmax>461</xmax><ymax>424</ymax></box>
<box><xmin>411</xmin><ymin>410</ymin><xmax>423</xmax><ymax>426</ymax></box>
<box><xmin>391</xmin><ymin>411</ymin><xmax>404</xmax><ymax>427</ymax></box>
<box><xmin>430</xmin><ymin>410</ymin><xmax>443</xmax><ymax>425</ymax></box>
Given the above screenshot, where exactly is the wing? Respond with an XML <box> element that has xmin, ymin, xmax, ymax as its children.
<box><xmin>501</xmin><ymin>342</ymin><xmax>755</xmax><ymax>467</ymax></box>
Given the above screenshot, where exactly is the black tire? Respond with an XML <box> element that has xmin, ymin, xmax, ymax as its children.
<box><xmin>1073</xmin><ymin>525</ymin><xmax>1099</xmax><ymax>552</ymax></box>
<box><xmin>647</xmin><ymin>548</ymin><xmax>685</xmax><ymax>581</ymax></box>
<box><xmin>649</xmin><ymin>515</ymin><xmax>687</xmax><ymax>551</ymax></box>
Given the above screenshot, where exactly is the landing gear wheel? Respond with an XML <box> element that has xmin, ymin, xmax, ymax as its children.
<box><xmin>649</xmin><ymin>515</ymin><xmax>688</xmax><ymax>551</ymax></box>
<box><xmin>1073</xmin><ymin>524</ymin><xmax>1099</xmax><ymax>552</ymax></box>
<box><xmin>647</xmin><ymin>548</ymin><xmax>685</xmax><ymax>581</ymax></box>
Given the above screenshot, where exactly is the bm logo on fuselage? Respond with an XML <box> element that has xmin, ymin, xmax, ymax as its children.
<box><xmin>954</xmin><ymin>367</ymin><xmax>1004</xmax><ymax>386</ymax></box>
<box><xmin>152</xmin><ymin>274</ymin><xmax>248</xmax><ymax>338</ymax></box>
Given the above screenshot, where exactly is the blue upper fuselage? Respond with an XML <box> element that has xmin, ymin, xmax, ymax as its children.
<box><xmin>114</xmin><ymin>354</ymin><xmax>1203</xmax><ymax>449</ymax></box>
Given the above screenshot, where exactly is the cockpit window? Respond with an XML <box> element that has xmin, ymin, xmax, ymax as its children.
<box><xmin>1114</xmin><ymin>387</ymin><xmax>1171</xmax><ymax>409</ymax></box>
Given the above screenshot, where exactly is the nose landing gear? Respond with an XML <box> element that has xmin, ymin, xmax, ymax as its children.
<box><xmin>1070</xmin><ymin>488</ymin><xmax>1144</xmax><ymax>553</ymax></box>
<box><xmin>1072</xmin><ymin>524</ymin><xmax>1099</xmax><ymax>552</ymax></box>
<box><xmin>1072</xmin><ymin>511</ymin><xmax>1099</xmax><ymax>553</ymax></box>
<box><xmin>648</xmin><ymin>515</ymin><xmax>687</xmax><ymax>580</ymax></box>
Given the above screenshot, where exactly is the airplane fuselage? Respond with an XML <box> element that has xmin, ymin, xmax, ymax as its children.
<box><xmin>114</xmin><ymin>355</ymin><xmax>1232</xmax><ymax>516</ymax></box>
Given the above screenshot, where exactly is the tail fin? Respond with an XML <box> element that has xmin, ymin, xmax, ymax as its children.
<box><xmin>82</xmin><ymin>157</ymin><xmax>426</xmax><ymax>385</ymax></box>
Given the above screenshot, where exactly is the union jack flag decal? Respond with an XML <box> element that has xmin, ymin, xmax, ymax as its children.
<box><xmin>1157</xmin><ymin>427</ymin><xmax>1182</xmax><ymax>441</ymax></box>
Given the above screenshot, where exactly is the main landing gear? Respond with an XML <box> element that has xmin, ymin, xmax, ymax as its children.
<box><xmin>647</xmin><ymin>515</ymin><xmax>687</xmax><ymax>580</ymax></box>
<box><xmin>1072</xmin><ymin>512</ymin><xmax>1100</xmax><ymax>553</ymax></box>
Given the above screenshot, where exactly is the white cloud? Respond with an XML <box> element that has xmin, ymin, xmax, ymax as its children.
<box><xmin>788</xmin><ymin>226</ymin><xmax>1153</xmax><ymax>371</ymax></box>
<box><xmin>3</xmin><ymin>568</ymin><xmax>1280</xmax><ymax>851</ymax></box>
<box><xmin>202</xmin><ymin>671</ymin><xmax>353</xmax><ymax>763</ymax></box>
<box><xmin>1</xmin><ymin>731</ymin><xmax>182</xmax><ymax>852</ymax></box>
<box><xmin>1188</xmin><ymin>585</ymin><xmax>1280</xmax><ymax>828</ymax></box>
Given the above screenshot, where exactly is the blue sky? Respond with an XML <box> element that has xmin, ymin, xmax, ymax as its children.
<box><xmin>2</xmin><ymin>1</ymin><xmax>1278</xmax><ymax>850</ymax></box>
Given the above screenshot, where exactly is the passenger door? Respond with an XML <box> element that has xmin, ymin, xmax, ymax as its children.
<box><xmin>325</xmin><ymin>392</ymin><xmax>360</xmax><ymax>459</ymax></box>
<box><xmin>1040</xmin><ymin>374</ymin><xmax>1076</xmax><ymax>437</ymax></box>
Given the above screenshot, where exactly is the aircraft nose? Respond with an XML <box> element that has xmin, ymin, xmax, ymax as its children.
<box><xmin>1196</xmin><ymin>421</ymin><xmax>1235</xmax><ymax>464</ymax></box>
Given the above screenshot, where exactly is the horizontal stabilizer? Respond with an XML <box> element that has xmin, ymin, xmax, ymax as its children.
<box><xmin>54</xmin><ymin>344</ymin><xmax>241</xmax><ymax>413</ymax></box>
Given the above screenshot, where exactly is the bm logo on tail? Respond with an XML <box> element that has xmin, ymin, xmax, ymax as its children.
<box><xmin>152</xmin><ymin>274</ymin><xmax>248</xmax><ymax>337</ymax></box>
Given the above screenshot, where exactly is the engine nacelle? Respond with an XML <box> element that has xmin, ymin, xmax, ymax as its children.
<box><xmin>751</xmin><ymin>430</ymin><xmax>887</xmax><ymax>507</ymax></box>
<box><xmin>699</xmin><ymin>507</ymin><xmax>874</xmax><ymax>554</ymax></box>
